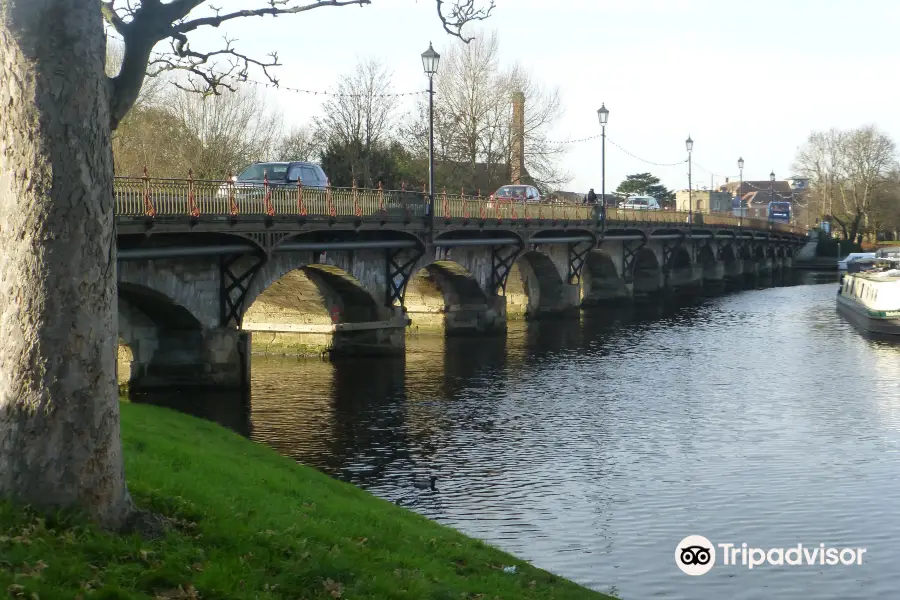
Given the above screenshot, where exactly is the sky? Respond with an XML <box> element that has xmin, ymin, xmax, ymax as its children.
<box><xmin>176</xmin><ymin>0</ymin><xmax>900</xmax><ymax>194</ymax></box>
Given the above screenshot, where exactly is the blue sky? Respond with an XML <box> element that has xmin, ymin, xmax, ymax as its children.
<box><xmin>180</xmin><ymin>0</ymin><xmax>899</xmax><ymax>193</ymax></box>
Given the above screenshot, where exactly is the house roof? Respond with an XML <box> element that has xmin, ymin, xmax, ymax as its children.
<box><xmin>433</xmin><ymin>159</ymin><xmax>534</xmax><ymax>195</ymax></box>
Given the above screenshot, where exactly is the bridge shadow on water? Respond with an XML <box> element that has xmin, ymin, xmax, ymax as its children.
<box><xmin>128</xmin><ymin>270</ymin><xmax>831</xmax><ymax>487</ymax></box>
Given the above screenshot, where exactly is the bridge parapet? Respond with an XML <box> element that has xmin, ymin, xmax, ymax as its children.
<box><xmin>114</xmin><ymin>176</ymin><xmax>801</xmax><ymax>236</ymax></box>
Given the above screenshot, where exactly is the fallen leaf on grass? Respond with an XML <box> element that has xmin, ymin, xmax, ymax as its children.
<box><xmin>323</xmin><ymin>579</ymin><xmax>343</xmax><ymax>598</ymax></box>
<box><xmin>18</xmin><ymin>560</ymin><xmax>48</xmax><ymax>578</ymax></box>
<box><xmin>153</xmin><ymin>584</ymin><xmax>199</xmax><ymax>599</ymax></box>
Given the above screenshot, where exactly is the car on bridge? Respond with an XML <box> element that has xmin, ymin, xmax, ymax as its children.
<box><xmin>216</xmin><ymin>161</ymin><xmax>330</xmax><ymax>199</ymax></box>
<box><xmin>487</xmin><ymin>184</ymin><xmax>553</xmax><ymax>209</ymax></box>
<box><xmin>618</xmin><ymin>196</ymin><xmax>661</xmax><ymax>210</ymax></box>
<box><xmin>491</xmin><ymin>184</ymin><xmax>542</xmax><ymax>202</ymax></box>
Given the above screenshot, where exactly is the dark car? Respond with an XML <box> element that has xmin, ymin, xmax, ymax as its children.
<box><xmin>217</xmin><ymin>161</ymin><xmax>329</xmax><ymax>200</ymax></box>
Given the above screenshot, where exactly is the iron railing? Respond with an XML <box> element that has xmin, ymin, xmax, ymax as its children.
<box><xmin>113</xmin><ymin>175</ymin><xmax>801</xmax><ymax>235</ymax></box>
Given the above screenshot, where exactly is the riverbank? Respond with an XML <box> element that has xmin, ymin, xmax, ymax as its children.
<box><xmin>0</xmin><ymin>402</ymin><xmax>613</xmax><ymax>600</ymax></box>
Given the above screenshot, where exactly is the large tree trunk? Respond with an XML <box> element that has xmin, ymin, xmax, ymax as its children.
<box><xmin>0</xmin><ymin>0</ymin><xmax>134</xmax><ymax>529</ymax></box>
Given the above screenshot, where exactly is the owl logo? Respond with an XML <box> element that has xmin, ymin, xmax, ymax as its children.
<box><xmin>675</xmin><ymin>536</ymin><xmax>716</xmax><ymax>575</ymax></box>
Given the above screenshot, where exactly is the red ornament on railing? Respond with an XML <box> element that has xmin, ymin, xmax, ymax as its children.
<box><xmin>462</xmin><ymin>187</ymin><xmax>469</xmax><ymax>219</ymax></box>
<box><xmin>262</xmin><ymin>171</ymin><xmax>275</xmax><ymax>217</ymax></box>
<box><xmin>511</xmin><ymin>200</ymin><xmax>518</xmax><ymax>220</ymax></box>
<box><xmin>297</xmin><ymin>178</ymin><xmax>306</xmax><ymax>216</ymax></box>
<box><xmin>142</xmin><ymin>167</ymin><xmax>157</xmax><ymax>217</ymax></box>
<box><xmin>479</xmin><ymin>190</ymin><xmax>486</xmax><ymax>220</ymax></box>
<box><xmin>352</xmin><ymin>178</ymin><xmax>362</xmax><ymax>217</ymax></box>
<box><xmin>187</xmin><ymin>169</ymin><xmax>200</xmax><ymax>218</ymax></box>
<box><xmin>227</xmin><ymin>170</ymin><xmax>238</xmax><ymax>217</ymax></box>
<box><xmin>442</xmin><ymin>187</ymin><xmax>450</xmax><ymax>219</ymax></box>
<box><xmin>326</xmin><ymin>180</ymin><xmax>336</xmax><ymax>218</ymax></box>
<box><xmin>378</xmin><ymin>181</ymin><xmax>386</xmax><ymax>216</ymax></box>
<box><xmin>537</xmin><ymin>202</ymin><xmax>543</xmax><ymax>220</ymax></box>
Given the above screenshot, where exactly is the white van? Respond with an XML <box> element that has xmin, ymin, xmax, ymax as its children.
<box><xmin>618</xmin><ymin>196</ymin><xmax>660</xmax><ymax>210</ymax></box>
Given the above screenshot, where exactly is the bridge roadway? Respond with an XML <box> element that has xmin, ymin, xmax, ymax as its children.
<box><xmin>113</xmin><ymin>176</ymin><xmax>806</xmax><ymax>394</ymax></box>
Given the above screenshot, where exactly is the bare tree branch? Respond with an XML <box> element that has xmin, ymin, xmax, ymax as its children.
<box><xmin>103</xmin><ymin>0</ymin><xmax>495</xmax><ymax>130</ymax></box>
<box><xmin>173</xmin><ymin>0</ymin><xmax>371</xmax><ymax>34</ymax></box>
<box><xmin>436</xmin><ymin>0</ymin><xmax>495</xmax><ymax>42</ymax></box>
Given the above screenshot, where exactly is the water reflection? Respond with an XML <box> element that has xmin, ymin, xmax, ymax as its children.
<box><xmin>133</xmin><ymin>270</ymin><xmax>900</xmax><ymax>600</ymax></box>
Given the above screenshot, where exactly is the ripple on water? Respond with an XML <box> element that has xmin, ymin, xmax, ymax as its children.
<box><xmin>242</xmin><ymin>280</ymin><xmax>900</xmax><ymax>600</ymax></box>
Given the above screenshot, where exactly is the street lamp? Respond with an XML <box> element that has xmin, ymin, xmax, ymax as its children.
<box><xmin>738</xmin><ymin>157</ymin><xmax>744</xmax><ymax>228</ymax></box>
<box><xmin>686</xmin><ymin>136</ymin><xmax>693</xmax><ymax>224</ymax></box>
<box><xmin>422</xmin><ymin>42</ymin><xmax>440</xmax><ymax>225</ymax></box>
<box><xmin>597</xmin><ymin>104</ymin><xmax>609</xmax><ymax>216</ymax></box>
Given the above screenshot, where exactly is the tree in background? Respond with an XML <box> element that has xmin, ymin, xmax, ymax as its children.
<box><xmin>794</xmin><ymin>126</ymin><xmax>897</xmax><ymax>242</ymax></box>
<box><xmin>276</xmin><ymin>126</ymin><xmax>321</xmax><ymax>163</ymax></box>
<box><xmin>315</xmin><ymin>59</ymin><xmax>399</xmax><ymax>187</ymax></box>
<box><xmin>401</xmin><ymin>30</ymin><xmax>569</xmax><ymax>194</ymax></box>
<box><xmin>0</xmin><ymin>0</ymin><xmax>493</xmax><ymax>532</ymax></box>
<box><xmin>615</xmin><ymin>173</ymin><xmax>676</xmax><ymax>208</ymax></box>
<box><xmin>170</xmin><ymin>86</ymin><xmax>282</xmax><ymax>180</ymax></box>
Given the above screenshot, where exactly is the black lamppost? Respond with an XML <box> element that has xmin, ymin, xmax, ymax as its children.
<box><xmin>769</xmin><ymin>170</ymin><xmax>776</xmax><ymax>225</ymax></box>
<box><xmin>421</xmin><ymin>42</ymin><xmax>440</xmax><ymax>226</ymax></box>
<box><xmin>738</xmin><ymin>156</ymin><xmax>744</xmax><ymax>228</ymax></box>
<box><xmin>686</xmin><ymin>136</ymin><xmax>694</xmax><ymax>225</ymax></box>
<box><xmin>597</xmin><ymin>104</ymin><xmax>609</xmax><ymax>213</ymax></box>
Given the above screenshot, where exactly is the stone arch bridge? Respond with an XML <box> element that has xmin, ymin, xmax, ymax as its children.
<box><xmin>113</xmin><ymin>177</ymin><xmax>805</xmax><ymax>393</ymax></box>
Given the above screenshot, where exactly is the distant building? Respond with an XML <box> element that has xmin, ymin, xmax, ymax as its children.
<box><xmin>675</xmin><ymin>189</ymin><xmax>732</xmax><ymax>213</ymax></box>
<box><xmin>718</xmin><ymin>180</ymin><xmax>795</xmax><ymax>219</ymax></box>
<box><xmin>787</xmin><ymin>175</ymin><xmax>810</xmax><ymax>192</ymax></box>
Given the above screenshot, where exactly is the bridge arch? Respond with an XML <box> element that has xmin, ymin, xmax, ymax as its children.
<box><xmin>719</xmin><ymin>243</ymin><xmax>742</xmax><ymax>279</ymax></box>
<box><xmin>240</xmin><ymin>255</ymin><xmax>407</xmax><ymax>357</ymax></box>
<box><xmin>243</xmin><ymin>263</ymin><xmax>381</xmax><ymax>328</ymax></box>
<box><xmin>507</xmin><ymin>250</ymin><xmax>569</xmax><ymax>319</ymax></box>
<box><xmin>118</xmin><ymin>260</ymin><xmax>217</xmax><ymax>328</ymax></box>
<box><xmin>117</xmin><ymin>282</ymin><xmax>204</xmax><ymax>390</ymax></box>
<box><xmin>754</xmin><ymin>245</ymin><xmax>766</xmax><ymax>261</ymax></box>
<box><xmin>632</xmin><ymin>247</ymin><xmax>662</xmax><ymax>296</ymax></box>
<box><xmin>405</xmin><ymin>260</ymin><xmax>503</xmax><ymax>334</ymax></box>
<box><xmin>696</xmin><ymin>244</ymin><xmax>721</xmax><ymax>282</ymax></box>
<box><xmin>582</xmin><ymin>250</ymin><xmax>626</xmax><ymax>304</ymax></box>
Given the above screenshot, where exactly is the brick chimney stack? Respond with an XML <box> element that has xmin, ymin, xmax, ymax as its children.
<box><xmin>510</xmin><ymin>91</ymin><xmax>525</xmax><ymax>184</ymax></box>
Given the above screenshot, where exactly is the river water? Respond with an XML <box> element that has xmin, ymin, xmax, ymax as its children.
<box><xmin>141</xmin><ymin>272</ymin><xmax>900</xmax><ymax>599</ymax></box>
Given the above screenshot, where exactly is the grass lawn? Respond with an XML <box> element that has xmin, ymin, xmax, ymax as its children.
<box><xmin>0</xmin><ymin>402</ymin><xmax>615</xmax><ymax>599</ymax></box>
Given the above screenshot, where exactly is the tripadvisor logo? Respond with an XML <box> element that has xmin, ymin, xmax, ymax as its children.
<box><xmin>675</xmin><ymin>535</ymin><xmax>867</xmax><ymax>575</ymax></box>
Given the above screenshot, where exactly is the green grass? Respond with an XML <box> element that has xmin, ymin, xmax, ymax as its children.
<box><xmin>0</xmin><ymin>403</ymin><xmax>614</xmax><ymax>600</ymax></box>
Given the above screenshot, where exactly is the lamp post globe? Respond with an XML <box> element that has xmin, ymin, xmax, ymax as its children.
<box><xmin>421</xmin><ymin>42</ymin><xmax>440</xmax><ymax>75</ymax></box>
<box><xmin>597</xmin><ymin>103</ymin><xmax>609</xmax><ymax>126</ymax></box>
<box><xmin>770</xmin><ymin>171</ymin><xmax>776</xmax><ymax>182</ymax></box>
<box><xmin>686</xmin><ymin>135</ymin><xmax>693</xmax><ymax>153</ymax></box>
<box><xmin>738</xmin><ymin>157</ymin><xmax>744</xmax><ymax>170</ymax></box>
